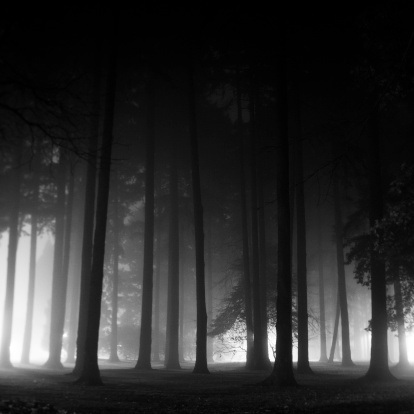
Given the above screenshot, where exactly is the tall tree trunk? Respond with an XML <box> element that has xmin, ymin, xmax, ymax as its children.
<box><xmin>249</xmin><ymin>73</ymin><xmax>267</xmax><ymax>370</ymax></box>
<box><xmin>152</xmin><ymin>219</ymin><xmax>162</xmax><ymax>363</ymax></box>
<box><xmin>236</xmin><ymin>66</ymin><xmax>254</xmax><ymax>369</ymax></box>
<box><xmin>179</xmin><ymin>221</ymin><xmax>185</xmax><ymax>363</ymax></box>
<box><xmin>136</xmin><ymin>75</ymin><xmax>155</xmax><ymax>370</ymax></box>
<box><xmin>317</xmin><ymin>208</ymin><xmax>328</xmax><ymax>362</ymax></box>
<box><xmin>363</xmin><ymin>105</ymin><xmax>395</xmax><ymax>381</ymax></box>
<box><xmin>109</xmin><ymin>179</ymin><xmax>120</xmax><ymax>363</ymax></box>
<box><xmin>0</xmin><ymin>139</ymin><xmax>23</xmax><ymax>368</ymax></box>
<box><xmin>21</xmin><ymin>152</ymin><xmax>41</xmax><ymax>364</ymax></box>
<box><xmin>257</xmin><ymin>164</ymin><xmax>271</xmax><ymax>367</ymax></box>
<box><xmin>75</xmin><ymin>10</ymin><xmax>118</xmax><ymax>384</ymax></box>
<box><xmin>394</xmin><ymin>270</ymin><xmax>409</xmax><ymax>368</ymax></box>
<box><xmin>333</xmin><ymin>172</ymin><xmax>353</xmax><ymax>366</ymax></box>
<box><xmin>164</xmin><ymin>141</ymin><xmax>181</xmax><ymax>370</ymax></box>
<box><xmin>188</xmin><ymin>51</ymin><xmax>209</xmax><ymax>374</ymax></box>
<box><xmin>295</xmin><ymin>101</ymin><xmax>313</xmax><ymax>374</ymax></box>
<box><xmin>264</xmin><ymin>19</ymin><xmax>296</xmax><ymax>386</ymax></box>
<box><xmin>44</xmin><ymin>153</ymin><xmax>68</xmax><ymax>370</ymax></box>
<box><xmin>72</xmin><ymin>36</ymin><xmax>102</xmax><ymax>377</ymax></box>
<box><xmin>328</xmin><ymin>291</ymin><xmax>340</xmax><ymax>363</ymax></box>
<box><xmin>206</xmin><ymin>217</ymin><xmax>214</xmax><ymax>363</ymax></box>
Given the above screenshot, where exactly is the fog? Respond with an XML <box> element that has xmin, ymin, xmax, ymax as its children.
<box><xmin>1</xmin><ymin>4</ymin><xmax>414</xmax><ymax>394</ymax></box>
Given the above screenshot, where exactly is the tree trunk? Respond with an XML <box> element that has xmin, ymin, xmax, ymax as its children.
<box><xmin>188</xmin><ymin>51</ymin><xmax>209</xmax><ymax>374</ymax></box>
<box><xmin>236</xmin><ymin>66</ymin><xmax>254</xmax><ymax>369</ymax></box>
<box><xmin>363</xmin><ymin>105</ymin><xmax>395</xmax><ymax>381</ymax></box>
<box><xmin>72</xmin><ymin>36</ymin><xmax>102</xmax><ymax>377</ymax></box>
<box><xmin>0</xmin><ymin>140</ymin><xmax>23</xmax><ymax>368</ymax></box>
<box><xmin>75</xmin><ymin>11</ymin><xmax>118</xmax><ymax>384</ymax></box>
<box><xmin>317</xmin><ymin>208</ymin><xmax>328</xmax><ymax>362</ymax></box>
<box><xmin>333</xmin><ymin>173</ymin><xmax>353</xmax><ymax>367</ymax></box>
<box><xmin>136</xmin><ymin>75</ymin><xmax>155</xmax><ymax>370</ymax></box>
<box><xmin>109</xmin><ymin>179</ymin><xmax>120</xmax><ymax>363</ymax></box>
<box><xmin>21</xmin><ymin>152</ymin><xmax>41</xmax><ymax>365</ymax></box>
<box><xmin>394</xmin><ymin>271</ymin><xmax>409</xmax><ymax>368</ymax></box>
<box><xmin>152</xmin><ymin>220</ymin><xmax>162</xmax><ymax>363</ymax></box>
<box><xmin>264</xmin><ymin>19</ymin><xmax>296</xmax><ymax>386</ymax></box>
<box><xmin>206</xmin><ymin>217</ymin><xmax>214</xmax><ymax>363</ymax></box>
<box><xmin>164</xmin><ymin>141</ymin><xmax>181</xmax><ymax>370</ymax></box>
<box><xmin>44</xmin><ymin>153</ymin><xmax>68</xmax><ymax>370</ymax></box>
<box><xmin>295</xmin><ymin>99</ymin><xmax>313</xmax><ymax>374</ymax></box>
<box><xmin>257</xmin><ymin>163</ymin><xmax>271</xmax><ymax>368</ymax></box>
<box><xmin>328</xmin><ymin>291</ymin><xmax>340</xmax><ymax>363</ymax></box>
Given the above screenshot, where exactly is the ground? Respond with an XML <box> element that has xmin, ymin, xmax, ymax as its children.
<box><xmin>0</xmin><ymin>361</ymin><xmax>414</xmax><ymax>413</ymax></box>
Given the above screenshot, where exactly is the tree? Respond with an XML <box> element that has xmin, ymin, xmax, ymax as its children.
<box><xmin>295</xmin><ymin>95</ymin><xmax>313</xmax><ymax>375</ymax></box>
<box><xmin>235</xmin><ymin>68</ymin><xmax>254</xmax><ymax>369</ymax></box>
<box><xmin>362</xmin><ymin>105</ymin><xmax>395</xmax><ymax>381</ymax></box>
<box><xmin>263</xmin><ymin>18</ymin><xmax>297</xmax><ymax>386</ymax></box>
<box><xmin>21</xmin><ymin>148</ymin><xmax>41</xmax><ymax>364</ymax></box>
<box><xmin>332</xmin><ymin>166</ymin><xmax>353</xmax><ymax>367</ymax></box>
<box><xmin>136</xmin><ymin>75</ymin><xmax>156</xmax><ymax>370</ymax></box>
<box><xmin>75</xmin><ymin>9</ymin><xmax>119</xmax><ymax>385</ymax></box>
<box><xmin>164</xmin><ymin>140</ymin><xmax>181</xmax><ymax>370</ymax></box>
<box><xmin>0</xmin><ymin>139</ymin><xmax>23</xmax><ymax>368</ymax></box>
<box><xmin>188</xmin><ymin>50</ymin><xmax>209</xmax><ymax>374</ymax></box>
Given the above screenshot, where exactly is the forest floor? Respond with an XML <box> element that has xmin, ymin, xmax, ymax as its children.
<box><xmin>0</xmin><ymin>360</ymin><xmax>414</xmax><ymax>413</ymax></box>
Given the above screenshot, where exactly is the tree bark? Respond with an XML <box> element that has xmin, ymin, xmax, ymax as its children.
<box><xmin>152</xmin><ymin>219</ymin><xmax>162</xmax><ymax>363</ymax></box>
<box><xmin>109</xmin><ymin>179</ymin><xmax>120</xmax><ymax>363</ymax></box>
<box><xmin>394</xmin><ymin>270</ymin><xmax>409</xmax><ymax>368</ymax></box>
<box><xmin>21</xmin><ymin>151</ymin><xmax>41</xmax><ymax>364</ymax></box>
<box><xmin>75</xmin><ymin>10</ymin><xmax>119</xmax><ymax>384</ymax></box>
<box><xmin>0</xmin><ymin>139</ymin><xmax>23</xmax><ymax>368</ymax></box>
<box><xmin>136</xmin><ymin>75</ymin><xmax>155</xmax><ymax>370</ymax></box>
<box><xmin>236</xmin><ymin>66</ymin><xmax>254</xmax><ymax>369</ymax></box>
<box><xmin>164</xmin><ymin>141</ymin><xmax>181</xmax><ymax>370</ymax></box>
<box><xmin>264</xmin><ymin>19</ymin><xmax>297</xmax><ymax>386</ymax></box>
<box><xmin>44</xmin><ymin>153</ymin><xmax>68</xmax><ymax>370</ymax></box>
<box><xmin>295</xmin><ymin>99</ymin><xmax>313</xmax><ymax>374</ymax></box>
<box><xmin>363</xmin><ymin>105</ymin><xmax>395</xmax><ymax>381</ymax></box>
<box><xmin>188</xmin><ymin>51</ymin><xmax>209</xmax><ymax>374</ymax></box>
<box><xmin>333</xmin><ymin>172</ymin><xmax>353</xmax><ymax>367</ymax></box>
<box><xmin>317</xmin><ymin>208</ymin><xmax>328</xmax><ymax>362</ymax></box>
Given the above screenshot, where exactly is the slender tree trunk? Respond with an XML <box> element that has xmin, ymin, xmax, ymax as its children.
<box><xmin>21</xmin><ymin>153</ymin><xmax>41</xmax><ymax>364</ymax></box>
<box><xmin>317</xmin><ymin>208</ymin><xmax>328</xmax><ymax>362</ymax></box>
<box><xmin>44</xmin><ymin>153</ymin><xmax>68</xmax><ymax>370</ymax></box>
<box><xmin>179</xmin><ymin>221</ymin><xmax>185</xmax><ymax>363</ymax></box>
<box><xmin>188</xmin><ymin>51</ymin><xmax>209</xmax><ymax>374</ymax></box>
<box><xmin>136</xmin><ymin>76</ymin><xmax>155</xmax><ymax>370</ymax></box>
<box><xmin>236</xmin><ymin>66</ymin><xmax>254</xmax><ymax>369</ymax></box>
<box><xmin>295</xmin><ymin>101</ymin><xmax>313</xmax><ymax>374</ymax></box>
<box><xmin>206</xmin><ymin>218</ymin><xmax>214</xmax><ymax>363</ymax></box>
<box><xmin>248</xmin><ymin>73</ymin><xmax>267</xmax><ymax>370</ymax></box>
<box><xmin>257</xmin><ymin>164</ymin><xmax>271</xmax><ymax>367</ymax></box>
<box><xmin>0</xmin><ymin>140</ymin><xmax>23</xmax><ymax>368</ymax></box>
<box><xmin>363</xmin><ymin>105</ymin><xmax>395</xmax><ymax>381</ymax></box>
<box><xmin>152</xmin><ymin>220</ymin><xmax>161</xmax><ymax>363</ymax></box>
<box><xmin>328</xmin><ymin>291</ymin><xmax>340</xmax><ymax>363</ymax></box>
<box><xmin>264</xmin><ymin>19</ymin><xmax>297</xmax><ymax>386</ymax></box>
<box><xmin>75</xmin><ymin>11</ymin><xmax>119</xmax><ymax>384</ymax></box>
<box><xmin>72</xmin><ymin>37</ymin><xmax>102</xmax><ymax>377</ymax></box>
<box><xmin>333</xmin><ymin>173</ymin><xmax>353</xmax><ymax>367</ymax></box>
<box><xmin>109</xmin><ymin>180</ymin><xmax>120</xmax><ymax>363</ymax></box>
<box><xmin>394</xmin><ymin>270</ymin><xmax>409</xmax><ymax>368</ymax></box>
<box><xmin>164</xmin><ymin>141</ymin><xmax>181</xmax><ymax>370</ymax></box>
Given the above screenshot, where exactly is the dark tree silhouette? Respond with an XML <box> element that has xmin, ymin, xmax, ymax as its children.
<box><xmin>136</xmin><ymin>76</ymin><xmax>155</xmax><ymax>370</ymax></box>
<box><xmin>264</xmin><ymin>18</ymin><xmax>297</xmax><ymax>386</ymax></box>
<box><xmin>236</xmin><ymin>69</ymin><xmax>254</xmax><ymax>369</ymax></box>
<box><xmin>164</xmin><ymin>141</ymin><xmax>181</xmax><ymax>370</ymax></box>
<box><xmin>333</xmin><ymin>170</ymin><xmax>353</xmax><ymax>367</ymax></box>
<box><xmin>75</xmin><ymin>10</ymin><xmax>119</xmax><ymax>385</ymax></box>
<box><xmin>188</xmin><ymin>51</ymin><xmax>209</xmax><ymax>375</ymax></box>
<box><xmin>0</xmin><ymin>139</ymin><xmax>23</xmax><ymax>368</ymax></box>
<box><xmin>363</xmin><ymin>106</ymin><xmax>395</xmax><ymax>382</ymax></box>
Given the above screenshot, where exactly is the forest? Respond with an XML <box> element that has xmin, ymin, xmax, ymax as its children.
<box><xmin>1</xmin><ymin>3</ymin><xmax>414</xmax><ymax>413</ymax></box>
